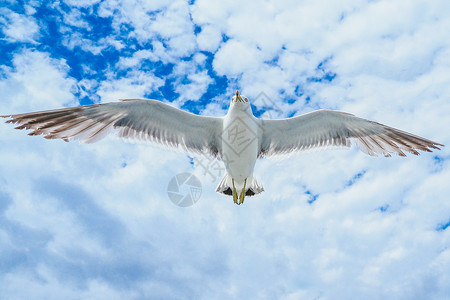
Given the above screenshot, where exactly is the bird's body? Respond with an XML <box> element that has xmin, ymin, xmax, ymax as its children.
<box><xmin>222</xmin><ymin>101</ymin><xmax>258</xmax><ymax>182</ymax></box>
<box><xmin>218</xmin><ymin>95</ymin><xmax>261</xmax><ymax>203</ymax></box>
<box><xmin>1</xmin><ymin>91</ymin><xmax>443</xmax><ymax>205</ymax></box>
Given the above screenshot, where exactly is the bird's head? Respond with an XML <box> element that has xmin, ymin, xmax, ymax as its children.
<box><xmin>231</xmin><ymin>90</ymin><xmax>249</xmax><ymax>106</ymax></box>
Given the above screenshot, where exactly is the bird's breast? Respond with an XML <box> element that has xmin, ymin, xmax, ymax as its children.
<box><xmin>221</xmin><ymin>109</ymin><xmax>259</xmax><ymax>181</ymax></box>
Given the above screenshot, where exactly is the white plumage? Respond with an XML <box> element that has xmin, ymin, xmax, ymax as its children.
<box><xmin>1</xmin><ymin>91</ymin><xmax>443</xmax><ymax>204</ymax></box>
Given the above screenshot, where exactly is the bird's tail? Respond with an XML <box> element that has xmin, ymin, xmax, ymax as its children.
<box><xmin>216</xmin><ymin>173</ymin><xmax>264</xmax><ymax>196</ymax></box>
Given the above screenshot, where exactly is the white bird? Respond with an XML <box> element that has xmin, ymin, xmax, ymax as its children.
<box><xmin>1</xmin><ymin>91</ymin><xmax>443</xmax><ymax>205</ymax></box>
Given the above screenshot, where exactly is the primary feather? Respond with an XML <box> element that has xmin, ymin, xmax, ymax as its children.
<box><xmin>1</xmin><ymin>99</ymin><xmax>223</xmax><ymax>158</ymax></box>
<box><xmin>259</xmin><ymin>109</ymin><xmax>442</xmax><ymax>157</ymax></box>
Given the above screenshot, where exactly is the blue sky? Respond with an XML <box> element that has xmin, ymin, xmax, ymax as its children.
<box><xmin>1</xmin><ymin>0</ymin><xmax>450</xmax><ymax>299</ymax></box>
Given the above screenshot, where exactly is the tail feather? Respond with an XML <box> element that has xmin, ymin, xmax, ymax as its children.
<box><xmin>216</xmin><ymin>173</ymin><xmax>264</xmax><ymax>197</ymax></box>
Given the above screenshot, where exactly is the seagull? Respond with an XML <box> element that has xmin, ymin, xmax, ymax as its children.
<box><xmin>1</xmin><ymin>91</ymin><xmax>443</xmax><ymax>205</ymax></box>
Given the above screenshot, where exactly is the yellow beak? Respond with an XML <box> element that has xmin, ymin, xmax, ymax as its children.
<box><xmin>235</xmin><ymin>90</ymin><xmax>245</xmax><ymax>103</ymax></box>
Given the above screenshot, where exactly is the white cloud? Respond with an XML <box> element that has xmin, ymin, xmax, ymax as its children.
<box><xmin>150</xmin><ymin>40</ymin><xmax>176</xmax><ymax>63</ymax></box>
<box><xmin>174</xmin><ymin>69</ymin><xmax>213</xmax><ymax>104</ymax></box>
<box><xmin>0</xmin><ymin>50</ymin><xmax>77</xmax><ymax>113</ymax></box>
<box><xmin>99</xmin><ymin>0</ymin><xmax>196</xmax><ymax>58</ymax></box>
<box><xmin>62</xmin><ymin>31</ymin><xmax>125</xmax><ymax>55</ymax></box>
<box><xmin>170</xmin><ymin>55</ymin><xmax>213</xmax><ymax>105</ymax></box>
<box><xmin>63</xmin><ymin>0</ymin><xmax>102</xmax><ymax>8</ymax></box>
<box><xmin>213</xmin><ymin>40</ymin><xmax>263</xmax><ymax>76</ymax></box>
<box><xmin>0</xmin><ymin>7</ymin><xmax>40</xmax><ymax>43</ymax></box>
<box><xmin>196</xmin><ymin>25</ymin><xmax>222</xmax><ymax>52</ymax></box>
<box><xmin>330</xmin><ymin>7</ymin><xmax>450</xmax><ymax>80</ymax></box>
<box><xmin>96</xmin><ymin>70</ymin><xmax>164</xmax><ymax>101</ymax></box>
<box><xmin>98</xmin><ymin>0</ymin><xmax>168</xmax><ymax>40</ymax></box>
<box><xmin>61</xmin><ymin>7</ymin><xmax>91</xmax><ymax>29</ymax></box>
<box><xmin>116</xmin><ymin>50</ymin><xmax>157</xmax><ymax>69</ymax></box>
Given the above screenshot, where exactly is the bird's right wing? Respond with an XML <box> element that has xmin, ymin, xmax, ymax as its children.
<box><xmin>2</xmin><ymin>99</ymin><xmax>224</xmax><ymax>158</ymax></box>
<box><xmin>259</xmin><ymin>109</ymin><xmax>443</xmax><ymax>157</ymax></box>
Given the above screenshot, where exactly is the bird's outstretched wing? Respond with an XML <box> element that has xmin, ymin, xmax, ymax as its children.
<box><xmin>1</xmin><ymin>99</ymin><xmax>223</xmax><ymax>158</ymax></box>
<box><xmin>259</xmin><ymin>109</ymin><xmax>443</xmax><ymax>157</ymax></box>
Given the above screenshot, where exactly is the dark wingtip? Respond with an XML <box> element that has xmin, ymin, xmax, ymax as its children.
<box><xmin>222</xmin><ymin>187</ymin><xmax>232</xmax><ymax>196</ymax></box>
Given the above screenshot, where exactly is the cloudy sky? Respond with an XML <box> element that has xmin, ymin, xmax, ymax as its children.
<box><xmin>1</xmin><ymin>0</ymin><xmax>449</xmax><ymax>299</ymax></box>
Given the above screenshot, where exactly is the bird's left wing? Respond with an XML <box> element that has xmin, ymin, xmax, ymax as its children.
<box><xmin>1</xmin><ymin>99</ymin><xmax>223</xmax><ymax>158</ymax></box>
<box><xmin>259</xmin><ymin>109</ymin><xmax>442</xmax><ymax>157</ymax></box>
